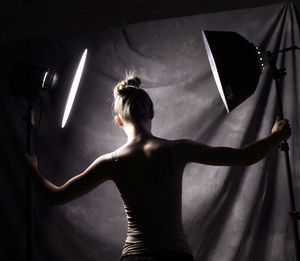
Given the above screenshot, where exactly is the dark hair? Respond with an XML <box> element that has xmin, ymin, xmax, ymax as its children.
<box><xmin>113</xmin><ymin>72</ymin><xmax>154</xmax><ymax>122</ymax></box>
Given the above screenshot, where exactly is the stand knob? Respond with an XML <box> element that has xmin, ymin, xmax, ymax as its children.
<box><xmin>289</xmin><ymin>211</ymin><xmax>300</xmax><ymax>220</ymax></box>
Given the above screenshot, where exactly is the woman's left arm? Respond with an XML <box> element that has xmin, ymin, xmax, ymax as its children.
<box><xmin>25</xmin><ymin>153</ymin><xmax>112</xmax><ymax>205</ymax></box>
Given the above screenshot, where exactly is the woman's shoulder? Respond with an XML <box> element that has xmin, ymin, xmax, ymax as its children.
<box><xmin>112</xmin><ymin>137</ymin><xmax>192</xmax><ymax>164</ymax></box>
<box><xmin>111</xmin><ymin>137</ymin><xmax>170</xmax><ymax>159</ymax></box>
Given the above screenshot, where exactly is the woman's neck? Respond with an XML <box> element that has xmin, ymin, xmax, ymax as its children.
<box><xmin>124</xmin><ymin>120</ymin><xmax>153</xmax><ymax>143</ymax></box>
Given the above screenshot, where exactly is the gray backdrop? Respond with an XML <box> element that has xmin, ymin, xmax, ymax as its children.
<box><xmin>1</xmin><ymin>2</ymin><xmax>300</xmax><ymax>261</ymax></box>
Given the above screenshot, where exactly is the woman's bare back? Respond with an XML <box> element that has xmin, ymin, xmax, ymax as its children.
<box><xmin>110</xmin><ymin>137</ymin><xmax>191</xmax><ymax>256</ymax></box>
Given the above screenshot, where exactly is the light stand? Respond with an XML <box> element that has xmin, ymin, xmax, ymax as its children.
<box><xmin>268</xmin><ymin>48</ymin><xmax>300</xmax><ymax>260</ymax></box>
<box><xmin>11</xmin><ymin>61</ymin><xmax>44</xmax><ymax>261</ymax></box>
<box><xmin>25</xmin><ymin>100</ymin><xmax>34</xmax><ymax>261</ymax></box>
<box><xmin>202</xmin><ymin>30</ymin><xmax>300</xmax><ymax>260</ymax></box>
<box><xmin>10</xmin><ymin>48</ymin><xmax>88</xmax><ymax>261</ymax></box>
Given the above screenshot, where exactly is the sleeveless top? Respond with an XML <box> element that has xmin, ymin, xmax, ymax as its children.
<box><xmin>110</xmin><ymin>141</ymin><xmax>191</xmax><ymax>257</ymax></box>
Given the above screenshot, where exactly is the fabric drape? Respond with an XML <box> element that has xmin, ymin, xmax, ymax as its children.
<box><xmin>0</xmin><ymin>2</ymin><xmax>299</xmax><ymax>261</ymax></box>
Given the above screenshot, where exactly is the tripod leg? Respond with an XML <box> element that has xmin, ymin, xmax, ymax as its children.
<box><xmin>25</xmin><ymin>101</ymin><xmax>34</xmax><ymax>261</ymax></box>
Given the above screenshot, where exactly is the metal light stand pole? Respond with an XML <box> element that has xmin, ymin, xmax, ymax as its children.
<box><xmin>268</xmin><ymin>47</ymin><xmax>300</xmax><ymax>261</ymax></box>
<box><xmin>25</xmin><ymin>100</ymin><xmax>35</xmax><ymax>261</ymax></box>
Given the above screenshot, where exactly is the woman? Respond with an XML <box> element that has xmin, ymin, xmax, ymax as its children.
<box><xmin>25</xmin><ymin>73</ymin><xmax>291</xmax><ymax>261</ymax></box>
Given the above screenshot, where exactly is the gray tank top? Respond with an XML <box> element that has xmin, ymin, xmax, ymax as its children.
<box><xmin>110</xmin><ymin>142</ymin><xmax>191</xmax><ymax>257</ymax></box>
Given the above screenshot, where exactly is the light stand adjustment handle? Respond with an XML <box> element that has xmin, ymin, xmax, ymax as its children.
<box><xmin>289</xmin><ymin>211</ymin><xmax>300</xmax><ymax>221</ymax></box>
<box><xmin>279</xmin><ymin>141</ymin><xmax>290</xmax><ymax>152</ymax></box>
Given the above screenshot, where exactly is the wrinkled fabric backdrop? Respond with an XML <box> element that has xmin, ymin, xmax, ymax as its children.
<box><xmin>1</xmin><ymin>2</ymin><xmax>300</xmax><ymax>261</ymax></box>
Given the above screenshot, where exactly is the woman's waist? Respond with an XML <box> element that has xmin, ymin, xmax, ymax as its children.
<box><xmin>122</xmin><ymin>242</ymin><xmax>192</xmax><ymax>259</ymax></box>
<box><xmin>123</xmin><ymin>229</ymin><xmax>191</xmax><ymax>257</ymax></box>
<box><xmin>121</xmin><ymin>250</ymin><xmax>195</xmax><ymax>261</ymax></box>
<box><xmin>126</xmin><ymin>219</ymin><xmax>186</xmax><ymax>241</ymax></box>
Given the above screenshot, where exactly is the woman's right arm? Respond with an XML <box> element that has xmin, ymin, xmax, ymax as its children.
<box><xmin>175</xmin><ymin>119</ymin><xmax>291</xmax><ymax>166</ymax></box>
<box><xmin>24</xmin><ymin>153</ymin><xmax>112</xmax><ymax>205</ymax></box>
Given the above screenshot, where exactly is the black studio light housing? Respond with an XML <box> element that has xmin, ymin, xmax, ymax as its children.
<box><xmin>202</xmin><ymin>30</ymin><xmax>264</xmax><ymax>112</ymax></box>
<box><xmin>11</xmin><ymin>48</ymin><xmax>88</xmax><ymax>128</ymax></box>
<box><xmin>202</xmin><ymin>29</ymin><xmax>300</xmax><ymax>261</ymax></box>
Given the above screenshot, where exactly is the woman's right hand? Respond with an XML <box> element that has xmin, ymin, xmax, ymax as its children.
<box><xmin>271</xmin><ymin>118</ymin><xmax>291</xmax><ymax>141</ymax></box>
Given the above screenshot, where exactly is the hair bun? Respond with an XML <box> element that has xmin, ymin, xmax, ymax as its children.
<box><xmin>114</xmin><ymin>74</ymin><xmax>142</xmax><ymax>97</ymax></box>
<box><xmin>126</xmin><ymin>76</ymin><xmax>141</xmax><ymax>88</ymax></box>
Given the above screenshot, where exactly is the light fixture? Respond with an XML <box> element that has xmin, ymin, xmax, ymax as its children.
<box><xmin>61</xmin><ymin>49</ymin><xmax>87</xmax><ymax>128</ymax></box>
<box><xmin>10</xmin><ymin>48</ymin><xmax>88</xmax><ymax>261</ymax></box>
<box><xmin>202</xmin><ymin>30</ymin><xmax>300</xmax><ymax>260</ymax></box>
<box><xmin>11</xmin><ymin>48</ymin><xmax>88</xmax><ymax>128</ymax></box>
<box><xmin>202</xmin><ymin>31</ymin><xmax>262</xmax><ymax>112</ymax></box>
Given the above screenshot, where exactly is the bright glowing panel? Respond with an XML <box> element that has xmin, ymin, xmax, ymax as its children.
<box><xmin>42</xmin><ymin>71</ymin><xmax>49</xmax><ymax>88</ymax></box>
<box><xmin>202</xmin><ymin>31</ymin><xmax>229</xmax><ymax>113</ymax></box>
<box><xmin>62</xmin><ymin>49</ymin><xmax>88</xmax><ymax>128</ymax></box>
